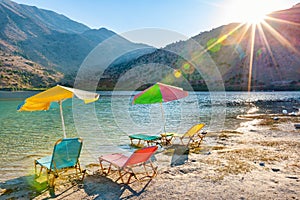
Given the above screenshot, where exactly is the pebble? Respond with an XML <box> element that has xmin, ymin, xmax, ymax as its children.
<box><xmin>286</xmin><ymin>176</ymin><xmax>298</xmax><ymax>180</ymax></box>
<box><xmin>290</xmin><ymin>112</ymin><xmax>296</xmax><ymax>116</ymax></box>
<box><xmin>294</xmin><ymin>124</ymin><xmax>300</xmax><ymax>129</ymax></box>
<box><xmin>271</xmin><ymin>168</ymin><xmax>280</xmax><ymax>172</ymax></box>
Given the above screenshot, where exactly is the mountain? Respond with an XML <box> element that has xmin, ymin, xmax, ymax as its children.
<box><xmin>0</xmin><ymin>0</ymin><xmax>299</xmax><ymax>91</ymax></box>
<box><xmin>0</xmin><ymin>50</ymin><xmax>63</xmax><ymax>90</ymax></box>
<box><xmin>102</xmin><ymin>4</ymin><xmax>300</xmax><ymax>91</ymax></box>
<box><xmin>0</xmin><ymin>0</ymin><xmax>155</xmax><ymax>89</ymax></box>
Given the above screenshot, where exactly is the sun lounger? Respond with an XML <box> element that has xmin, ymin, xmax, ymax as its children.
<box><xmin>34</xmin><ymin>138</ymin><xmax>85</xmax><ymax>187</ymax></box>
<box><xmin>129</xmin><ymin>132</ymin><xmax>174</xmax><ymax>146</ymax></box>
<box><xmin>171</xmin><ymin>123</ymin><xmax>206</xmax><ymax>146</ymax></box>
<box><xmin>99</xmin><ymin>146</ymin><xmax>158</xmax><ymax>184</ymax></box>
<box><xmin>129</xmin><ymin>134</ymin><xmax>161</xmax><ymax>146</ymax></box>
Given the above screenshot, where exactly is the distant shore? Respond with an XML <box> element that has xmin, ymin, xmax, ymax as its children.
<box><xmin>1</xmin><ymin>87</ymin><xmax>300</xmax><ymax>92</ymax></box>
<box><xmin>1</xmin><ymin>113</ymin><xmax>299</xmax><ymax>199</ymax></box>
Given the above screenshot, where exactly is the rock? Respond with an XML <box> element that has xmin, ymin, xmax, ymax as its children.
<box><xmin>294</xmin><ymin>124</ymin><xmax>300</xmax><ymax>129</ymax></box>
<box><xmin>271</xmin><ymin>168</ymin><xmax>280</xmax><ymax>172</ymax></box>
<box><xmin>259</xmin><ymin>162</ymin><xmax>265</xmax><ymax>167</ymax></box>
<box><xmin>286</xmin><ymin>176</ymin><xmax>298</xmax><ymax>179</ymax></box>
<box><xmin>289</xmin><ymin>112</ymin><xmax>296</xmax><ymax>116</ymax></box>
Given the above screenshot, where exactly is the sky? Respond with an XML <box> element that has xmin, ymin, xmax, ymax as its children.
<box><xmin>12</xmin><ymin>0</ymin><xmax>300</xmax><ymax>47</ymax></box>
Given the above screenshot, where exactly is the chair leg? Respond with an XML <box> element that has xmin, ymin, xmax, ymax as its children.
<box><xmin>118</xmin><ymin>169</ymin><xmax>131</xmax><ymax>184</ymax></box>
<box><xmin>186</xmin><ymin>137</ymin><xmax>193</xmax><ymax>146</ymax></box>
<box><xmin>148</xmin><ymin>161</ymin><xmax>158</xmax><ymax>178</ymax></box>
<box><xmin>48</xmin><ymin>171</ymin><xmax>55</xmax><ymax>188</ymax></box>
<box><xmin>99</xmin><ymin>159</ymin><xmax>105</xmax><ymax>174</ymax></box>
<box><xmin>34</xmin><ymin>160</ymin><xmax>37</xmax><ymax>175</ymax></box>
<box><xmin>81</xmin><ymin>169</ymin><xmax>86</xmax><ymax>180</ymax></box>
<box><xmin>75</xmin><ymin>162</ymin><xmax>86</xmax><ymax>180</ymax></box>
<box><xmin>180</xmin><ymin>138</ymin><xmax>185</xmax><ymax>145</ymax></box>
<box><xmin>166</xmin><ymin>136</ymin><xmax>173</xmax><ymax>145</ymax></box>
<box><xmin>143</xmin><ymin>163</ymin><xmax>149</xmax><ymax>176</ymax></box>
<box><xmin>126</xmin><ymin>169</ymin><xmax>137</xmax><ymax>184</ymax></box>
<box><xmin>34</xmin><ymin>163</ymin><xmax>44</xmax><ymax>178</ymax></box>
<box><xmin>126</xmin><ymin>173</ymin><xmax>134</xmax><ymax>184</ymax></box>
<box><xmin>99</xmin><ymin>159</ymin><xmax>112</xmax><ymax>175</ymax></box>
<box><xmin>116</xmin><ymin>168</ymin><xmax>137</xmax><ymax>184</ymax></box>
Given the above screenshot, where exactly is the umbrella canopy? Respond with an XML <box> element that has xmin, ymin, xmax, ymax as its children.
<box><xmin>133</xmin><ymin>82</ymin><xmax>188</xmax><ymax>104</ymax></box>
<box><xmin>132</xmin><ymin>82</ymin><xmax>188</xmax><ymax>132</ymax></box>
<box><xmin>18</xmin><ymin>85</ymin><xmax>99</xmax><ymax>138</ymax></box>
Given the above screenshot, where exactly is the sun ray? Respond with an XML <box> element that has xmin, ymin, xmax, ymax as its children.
<box><xmin>265</xmin><ymin>16</ymin><xmax>300</xmax><ymax>27</ymax></box>
<box><xmin>248</xmin><ymin>24</ymin><xmax>256</xmax><ymax>92</ymax></box>
<box><xmin>256</xmin><ymin>22</ymin><xmax>281</xmax><ymax>80</ymax></box>
<box><xmin>248</xmin><ymin>22</ymin><xmax>281</xmax><ymax>88</ymax></box>
<box><xmin>205</xmin><ymin>23</ymin><xmax>245</xmax><ymax>53</ymax></box>
<box><xmin>189</xmin><ymin>23</ymin><xmax>246</xmax><ymax>66</ymax></box>
<box><xmin>193</xmin><ymin>1</ymin><xmax>299</xmax><ymax>92</ymax></box>
<box><xmin>261</xmin><ymin>21</ymin><xmax>299</xmax><ymax>55</ymax></box>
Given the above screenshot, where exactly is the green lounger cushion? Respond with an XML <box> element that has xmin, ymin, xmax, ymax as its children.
<box><xmin>129</xmin><ymin>134</ymin><xmax>161</xmax><ymax>141</ymax></box>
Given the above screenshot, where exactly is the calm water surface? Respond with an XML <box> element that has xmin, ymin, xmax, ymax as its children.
<box><xmin>0</xmin><ymin>91</ymin><xmax>299</xmax><ymax>181</ymax></box>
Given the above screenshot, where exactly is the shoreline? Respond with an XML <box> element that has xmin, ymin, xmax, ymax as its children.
<box><xmin>1</xmin><ymin>114</ymin><xmax>300</xmax><ymax>199</ymax></box>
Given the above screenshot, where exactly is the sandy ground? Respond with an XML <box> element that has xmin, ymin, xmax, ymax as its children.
<box><xmin>1</xmin><ymin>114</ymin><xmax>299</xmax><ymax>200</ymax></box>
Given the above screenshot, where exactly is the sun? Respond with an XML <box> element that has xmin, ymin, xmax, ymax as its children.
<box><xmin>222</xmin><ymin>0</ymin><xmax>291</xmax><ymax>24</ymax></box>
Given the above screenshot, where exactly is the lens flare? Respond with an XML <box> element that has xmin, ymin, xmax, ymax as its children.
<box><xmin>206</xmin><ymin>38</ymin><xmax>222</xmax><ymax>53</ymax></box>
<box><xmin>182</xmin><ymin>63</ymin><xmax>195</xmax><ymax>74</ymax></box>
<box><xmin>174</xmin><ymin>69</ymin><xmax>182</xmax><ymax>78</ymax></box>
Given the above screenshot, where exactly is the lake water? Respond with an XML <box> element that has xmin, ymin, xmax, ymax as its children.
<box><xmin>0</xmin><ymin>91</ymin><xmax>299</xmax><ymax>182</ymax></box>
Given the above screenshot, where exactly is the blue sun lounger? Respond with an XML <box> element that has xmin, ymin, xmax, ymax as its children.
<box><xmin>34</xmin><ymin>138</ymin><xmax>85</xmax><ymax>187</ymax></box>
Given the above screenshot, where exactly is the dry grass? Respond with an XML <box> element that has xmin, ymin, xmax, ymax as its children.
<box><xmin>199</xmin><ymin>145</ymin><xmax>293</xmax><ymax>182</ymax></box>
<box><xmin>201</xmin><ymin>156</ymin><xmax>254</xmax><ymax>182</ymax></box>
<box><xmin>218</xmin><ymin>148</ymin><xmax>289</xmax><ymax>163</ymax></box>
<box><xmin>208</xmin><ymin>130</ymin><xmax>243</xmax><ymax>138</ymax></box>
<box><xmin>211</xmin><ymin>146</ymin><xmax>227</xmax><ymax>151</ymax></box>
<box><xmin>259</xmin><ymin>118</ymin><xmax>277</xmax><ymax>126</ymax></box>
<box><xmin>254</xmin><ymin>140</ymin><xmax>300</xmax><ymax>152</ymax></box>
<box><xmin>192</xmin><ymin>116</ymin><xmax>300</xmax><ymax>182</ymax></box>
<box><xmin>219</xmin><ymin>130</ymin><xmax>243</xmax><ymax>138</ymax></box>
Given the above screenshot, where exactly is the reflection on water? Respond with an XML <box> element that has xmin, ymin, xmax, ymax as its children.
<box><xmin>0</xmin><ymin>91</ymin><xmax>299</xmax><ymax>181</ymax></box>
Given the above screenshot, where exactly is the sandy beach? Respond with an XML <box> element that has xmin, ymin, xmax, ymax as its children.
<box><xmin>1</xmin><ymin>114</ymin><xmax>299</xmax><ymax>200</ymax></box>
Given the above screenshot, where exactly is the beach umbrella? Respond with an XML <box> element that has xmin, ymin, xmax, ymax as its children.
<box><xmin>17</xmin><ymin>85</ymin><xmax>99</xmax><ymax>138</ymax></box>
<box><xmin>132</xmin><ymin>82</ymin><xmax>188</xmax><ymax>132</ymax></box>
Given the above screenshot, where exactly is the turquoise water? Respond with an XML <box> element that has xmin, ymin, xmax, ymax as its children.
<box><xmin>0</xmin><ymin>91</ymin><xmax>299</xmax><ymax>181</ymax></box>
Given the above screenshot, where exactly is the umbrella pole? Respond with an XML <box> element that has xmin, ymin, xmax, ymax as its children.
<box><xmin>59</xmin><ymin>101</ymin><xmax>67</xmax><ymax>138</ymax></box>
<box><xmin>160</xmin><ymin>102</ymin><xmax>166</xmax><ymax>133</ymax></box>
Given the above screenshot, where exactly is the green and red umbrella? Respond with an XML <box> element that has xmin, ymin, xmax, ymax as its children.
<box><xmin>133</xmin><ymin>82</ymin><xmax>188</xmax><ymax>132</ymax></box>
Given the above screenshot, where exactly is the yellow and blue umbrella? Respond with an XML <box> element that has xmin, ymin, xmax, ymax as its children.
<box><xmin>17</xmin><ymin>85</ymin><xmax>99</xmax><ymax>138</ymax></box>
